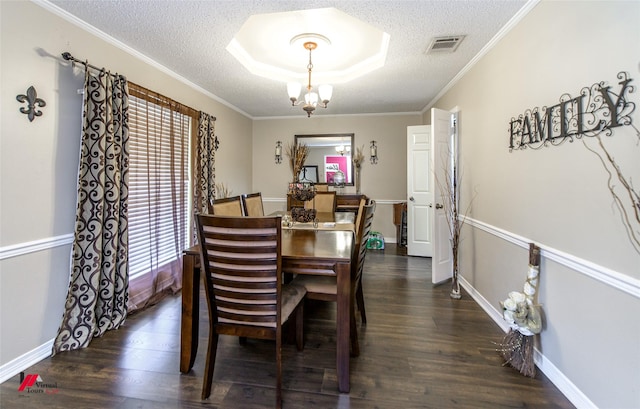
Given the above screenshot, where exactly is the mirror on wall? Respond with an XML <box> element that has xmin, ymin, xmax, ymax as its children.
<box><xmin>295</xmin><ymin>133</ymin><xmax>354</xmax><ymax>186</ymax></box>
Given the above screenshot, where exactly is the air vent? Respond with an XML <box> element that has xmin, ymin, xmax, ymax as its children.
<box><xmin>426</xmin><ymin>36</ymin><xmax>465</xmax><ymax>54</ymax></box>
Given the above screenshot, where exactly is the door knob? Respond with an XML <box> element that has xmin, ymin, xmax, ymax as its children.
<box><xmin>409</xmin><ymin>197</ymin><xmax>415</xmax><ymax>202</ymax></box>
<box><xmin>435</xmin><ymin>203</ymin><xmax>444</xmax><ymax>209</ymax></box>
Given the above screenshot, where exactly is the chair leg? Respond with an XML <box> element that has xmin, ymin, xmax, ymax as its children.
<box><xmin>356</xmin><ymin>281</ymin><xmax>367</xmax><ymax>324</ymax></box>
<box><xmin>201</xmin><ymin>332</ymin><xmax>219</xmax><ymax>400</ymax></box>
<box><xmin>295</xmin><ymin>302</ymin><xmax>304</xmax><ymax>351</ymax></box>
<box><xmin>276</xmin><ymin>333</ymin><xmax>283</xmax><ymax>409</ymax></box>
<box><xmin>350</xmin><ymin>297</ymin><xmax>360</xmax><ymax>357</ymax></box>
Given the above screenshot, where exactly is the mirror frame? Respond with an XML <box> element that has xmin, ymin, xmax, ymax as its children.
<box><xmin>295</xmin><ymin>133</ymin><xmax>355</xmax><ymax>186</ymax></box>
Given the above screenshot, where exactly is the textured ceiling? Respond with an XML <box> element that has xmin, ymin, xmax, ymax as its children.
<box><xmin>48</xmin><ymin>0</ymin><xmax>529</xmax><ymax>119</ymax></box>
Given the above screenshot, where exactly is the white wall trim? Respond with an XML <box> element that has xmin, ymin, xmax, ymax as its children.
<box><xmin>465</xmin><ymin>217</ymin><xmax>640</xmax><ymax>299</ymax></box>
<box><xmin>460</xmin><ymin>276</ymin><xmax>598</xmax><ymax>409</ymax></box>
<box><xmin>34</xmin><ymin>0</ymin><xmax>252</xmax><ymax>119</ymax></box>
<box><xmin>0</xmin><ymin>234</ymin><xmax>74</xmax><ymax>261</ymax></box>
<box><xmin>34</xmin><ymin>1</ymin><xmax>425</xmax><ymax>122</ymax></box>
<box><xmin>0</xmin><ymin>339</ymin><xmax>54</xmax><ymax>384</ymax></box>
<box><xmin>253</xmin><ymin>111</ymin><xmax>422</xmax><ymax>120</ymax></box>
<box><xmin>422</xmin><ymin>0</ymin><xmax>540</xmax><ymax>114</ymax></box>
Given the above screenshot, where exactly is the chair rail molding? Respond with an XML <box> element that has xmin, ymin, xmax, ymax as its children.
<box><xmin>464</xmin><ymin>216</ymin><xmax>640</xmax><ymax>299</ymax></box>
<box><xmin>0</xmin><ymin>234</ymin><xmax>74</xmax><ymax>261</ymax></box>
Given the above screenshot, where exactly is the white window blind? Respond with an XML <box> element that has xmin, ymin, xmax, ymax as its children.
<box><xmin>127</xmin><ymin>91</ymin><xmax>192</xmax><ymax>280</ymax></box>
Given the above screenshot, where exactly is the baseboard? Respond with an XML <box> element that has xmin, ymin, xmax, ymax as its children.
<box><xmin>0</xmin><ymin>339</ymin><xmax>54</xmax><ymax>384</ymax></box>
<box><xmin>460</xmin><ymin>277</ymin><xmax>597</xmax><ymax>409</ymax></box>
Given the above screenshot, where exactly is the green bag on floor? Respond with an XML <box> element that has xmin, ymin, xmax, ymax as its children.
<box><xmin>366</xmin><ymin>231</ymin><xmax>385</xmax><ymax>250</ymax></box>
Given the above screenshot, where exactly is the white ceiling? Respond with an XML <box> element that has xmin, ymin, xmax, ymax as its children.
<box><xmin>48</xmin><ymin>0</ymin><xmax>529</xmax><ymax>119</ymax></box>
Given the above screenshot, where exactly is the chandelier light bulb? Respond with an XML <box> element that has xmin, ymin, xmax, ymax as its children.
<box><xmin>318</xmin><ymin>84</ymin><xmax>333</xmax><ymax>104</ymax></box>
<box><xmin>305</xmin><ymin>92</ymin><xmax>318</xmax><ymax>106</ymax></box>
<box><xmin>287</xmin><ymin>82</ymin><xmax>302</xmax><ymax>103</ymax></box>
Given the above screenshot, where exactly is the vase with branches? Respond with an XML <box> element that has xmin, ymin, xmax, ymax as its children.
<box><xmin>352</xmin><ymin>145</ymin><xmax>365</xmax><ymax>194</ymax></box>
<box><xmin>436</xmin><ymin>150</ymin><xmax>473</xmax><ymax>299</ymax></box>
<box><xmin>215</xmin><ymin>182</ymin><xmax>232</xmax><ymax>199</ymax></box>
<box><xmin>285</xmin><ymin>142</ymin><xmax>309</xmax><ymax>184</ymax></box>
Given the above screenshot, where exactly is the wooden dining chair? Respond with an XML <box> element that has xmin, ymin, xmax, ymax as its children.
<box><xmin>353</xmin><ymin>200</ymin><xmax>376</xmax><ymax>327</ymax></box>
<box><xmin>210</xmin><ymin>195</ymin><xmax>243</xmax><ymax>216</ymax></box>
<box><xmin>196</xmin><ymin>214</ymin><xmax>306</xmax><ymax>408</ymax></box>
<box><xmin>304</xmin><ymin>191</ymin><xmax>337</xmax><ymax>212</ymax></box>
<box><xmin>354</xmin><ymin>196</ymin><xmax>367</xmax><ymax>239</ymax></box>
<box><xmin>291</xmin><ymin>200</ymin><xmax>376</xmax><ymax>357</ymax></box>
<box><xmin>241</xmin><ymin>192</ymin><xmax>264</xmax><ymax>216</ymax></box>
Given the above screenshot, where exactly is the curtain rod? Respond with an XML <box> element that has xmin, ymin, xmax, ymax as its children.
<box><xmin>61</xmin><ymin>52</ymin><xmax>125</xmax><ymax>79</ymax></box>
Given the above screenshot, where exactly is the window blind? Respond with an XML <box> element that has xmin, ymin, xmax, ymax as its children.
<box><xmin>127</xmin><ymin>85</ymin><xmax>196</xmax><ymax>280</ymax></box>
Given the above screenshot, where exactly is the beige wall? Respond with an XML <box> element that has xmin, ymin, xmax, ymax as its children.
<box><xmin>0</xmin><ymin>0</ymin><xmax>252</xmax><ymax>374</ymax></box>
<box><xmin>429</xmin><ymin>1</ymin><xmax>639</xmax><ymax>407</ymax></box>
<box><xmin>4</xmin><ymin>1</ymin><xmax>637</xmax><ymax>406</ymax></box>
<box><xmin>0</xmin><ymin>1</ymin><xmax>421</xmax><ymax>377</ymax></box>
<box><xmin>252</xmin><ymin>114</ymin><xmax>422</xmax><ymax>239</ymax></box>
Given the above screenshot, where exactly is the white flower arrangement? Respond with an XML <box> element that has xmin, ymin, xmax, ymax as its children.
<box><xmin>500</xmin><ymin>265</ymin><xmax>542</xmax><ymax>336</ymax></box>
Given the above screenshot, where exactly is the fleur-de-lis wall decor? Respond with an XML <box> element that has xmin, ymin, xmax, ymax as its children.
<box><xmin>16</xmin><ymin>86</ymin><xmax>46</xmax><ymax>122</ymax></box>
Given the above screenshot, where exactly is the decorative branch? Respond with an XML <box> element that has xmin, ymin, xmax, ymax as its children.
<box><xmin>352</xmin><ymin>145</ymin><xmax>365</xmax><ymax>170</ymax></box>
<box><xmin>583</xmin><ymin>135</ymin><xmax>640</xmax><ymax>254</ymax></box>
<box><xmin>214</xmin><ymin>182</ymin><xmax>232</xmax><ymax>199</ymax></box>
<box><xmin>285</xmin><ymin>142</ymin><xmax>309</xmax><ymax>183</ymax></box>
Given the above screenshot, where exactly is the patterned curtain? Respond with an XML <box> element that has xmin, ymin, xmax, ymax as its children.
<box><xmin>52</xmin><ymin>70</ymin><xmax>129</xmax><ymax>354</ymax></box>
<box><xmin>193</xmin><ymin>112</ymin><xmax>217</xmax><ymax>238</ymax></box>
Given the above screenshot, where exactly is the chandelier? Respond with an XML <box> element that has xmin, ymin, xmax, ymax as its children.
<box><xmin>287</xmin><ymin>37</ymin><xmax>333</xmax><ymax>117</ymax></box>
<box><xmin>335</xmin><ymin>145</ymin><xmax>350</xmax><ymax>155</ymax></box>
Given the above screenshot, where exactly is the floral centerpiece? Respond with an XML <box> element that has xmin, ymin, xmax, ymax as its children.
<box><xmin>290</xmin><ymin>183</ymin><xmax>316</xmax><ymax>201</ymax></box>
<box><xmin>289</xmin><ymin>182</ymin><xmax>316</xmax><ymax>222</ymax></box>
<box><xmin>291</xmin><ymin>207</ymin><xmax>317</xmax><ymax>222</ymax></box>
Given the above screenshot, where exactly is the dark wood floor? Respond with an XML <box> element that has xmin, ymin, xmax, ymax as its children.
<box><xmin>1</xmin><ymin>245</ymin><xmax>573</xmax><ymax>408</ymax></box>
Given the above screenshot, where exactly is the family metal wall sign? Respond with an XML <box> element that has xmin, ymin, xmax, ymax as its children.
<box><xmin>509</xmin><ymin>72</ymin><xmax>636</xmax><ymax>151</ymax></box>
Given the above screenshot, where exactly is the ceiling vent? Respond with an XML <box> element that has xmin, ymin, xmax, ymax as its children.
<box><xmin>426</xmin><ymin>36</ymin><xmax>465</xmax><ymax>54</ymax></box>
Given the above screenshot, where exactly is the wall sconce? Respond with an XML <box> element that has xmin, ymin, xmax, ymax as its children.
<box><xmin>370</xmin><ymin>140</ymin><xmax>378</xmax><ymax>164</ymax></box>
<box><xmin>275</xmin><ymin>140</ymin><xmax>283</xmax><ymax>164</ymax></box>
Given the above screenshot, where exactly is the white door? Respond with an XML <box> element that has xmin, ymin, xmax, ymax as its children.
<box><xmin>406</xmin><ymin>125</ymin><xmax>433</xmax><ymax>257</ymax></box>
<box><xmin>431</xmin><ymin>108</ymin><xmax>456</xmax><ymax>284</ymax></box>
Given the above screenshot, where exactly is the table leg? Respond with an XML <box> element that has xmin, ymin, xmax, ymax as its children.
<box><xmin>180</xmin><ymin>253</ymin><xmax>200</xmax><ymax>373</ymax></box>
<box><xmin>335</xmin><ymin>261</ymin><xmax>351</xmax><ymax>393</ymax></box>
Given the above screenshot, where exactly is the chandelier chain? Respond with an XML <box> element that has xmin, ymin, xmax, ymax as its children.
<box><xmin>287</xmin><ymin>37</ymin><xmax>332</xmax><ymax>117</ymax></box>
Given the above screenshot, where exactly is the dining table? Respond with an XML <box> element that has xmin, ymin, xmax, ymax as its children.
<box><xmin>180</xmin><ymin>212</ymin><xmax>356</xmax><ymax>393</ymax></box>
